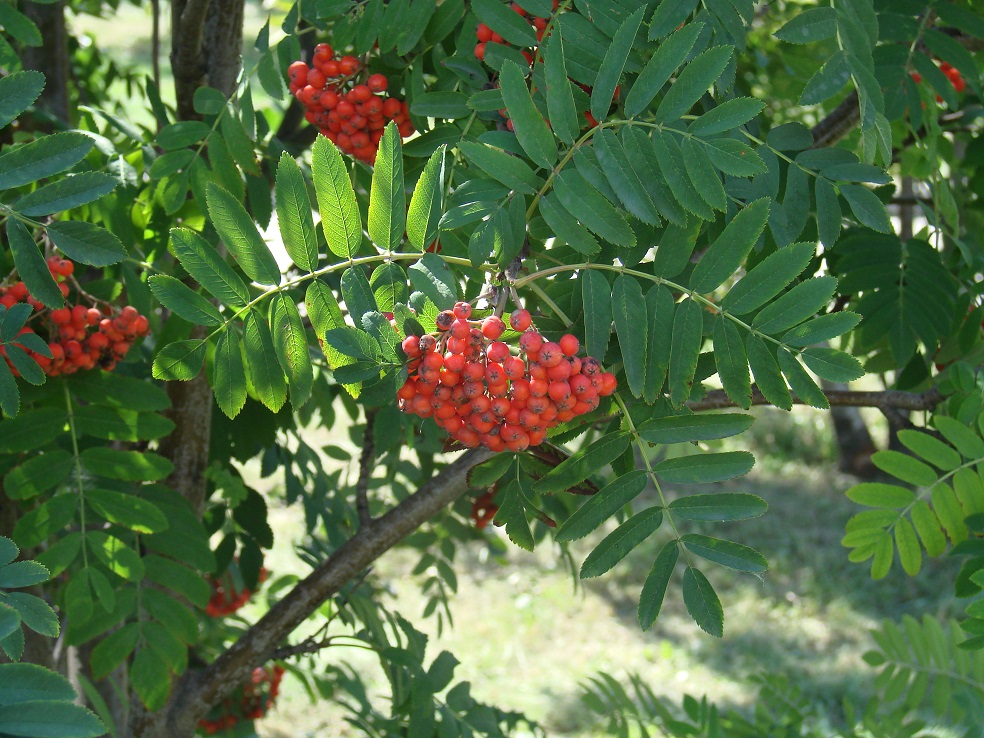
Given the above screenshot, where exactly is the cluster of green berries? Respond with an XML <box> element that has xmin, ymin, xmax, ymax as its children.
<box><xmin>288</xmin><ymin>43</ymin><xmax>414</xmax><ymax>165</ymax></box>
<box><xmin>0</xmin><ymin>256</ymin><xmax>149</xmax><ymax>378</ymax></box>
<box><xmin>398</xmin><ymin>302</ymin><xmax>616</xmax><ymax>452</ymax></box>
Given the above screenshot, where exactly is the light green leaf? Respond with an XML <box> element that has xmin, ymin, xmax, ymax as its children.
<box><xmin>555</xmin><ymin>471</ymin><xmax>648</xmax><ymax>543</ymax></box>
<box><xmin>655</xmin><ymin>451</ymin><xmax>754</xmax><ymax>484</ymax></box>
<box><xmin>148</xmin><ymin>275</ymin><xmax>222</xmax><ymax>326</ymax></box>
<box><xmin>499</xmin><ymin>61</ymin><xmax>557</xmax><ymax>169</ymax></box>
<box><xmin>781</xmin><ymin>311</ymin><xmax>860</xmax><ymax>347</ymax></box>
<box><xmin>47</xmin><ymin>221</ymin><xmax>125</xmax><ymax>267</ymax></box>
<box><xmin>534</xmin><ymin>432</ymin><xmax>631</xmax><ymax>494</ymax></box>
<box><xmin>682</xmin><ymin>534</ymin><xmax>768</xmax><ymax>572</ymax></box>
<box><xmin>275</xmin><ymin>152</ymin><xmax>319</xmax><ymax>272</ymax></box>
<box><xmin>591</xmin><ymin>8</ymin><xmax>644</xmax><ymax>122</ymax></box>
<box><xmin>690</xmin><ymin>98</ymin><xmax>764</xmax><ymax>136</ymax></box>
<box><xmin>847</xmin><ymin>482</ymin><xmax>916</xmax><ymax>507</ymax></box>
<box><xmin>406</xmin><ymin>146</ymin><xmax>445</xmax><ymax>251</ymax></box>
<box><xmin>668</xmin><ymin>298</ymin><xmax>703</xmax><ymax>407</ymax></box>
<box><xmin>626</xmin><ymin>22</ymin><xmax>706</xmax><ymax>117</ymax></box>
<box><xmin>169</xmin><ymin>228</ymin><xmax>250</xmax><ymax>307</ymax></box>
<box><xmin>369</xmin><ymin>123</ymin><xmax>406</xmax><ymax>252</ymax></box>
<box><xmin>582</xmin><ymin>270</ymin><xmax>612</xmax><ymax>361</ymax></box>
<box><xmin>312</xmin><ymin>135</ymin><xmax>363</xmax><ymax>259</ymax></box>
<box><xmin>270</xmin><ymin>292</ymin><xmax>313</xmax><ymax>409</ymax></box>
<box><xmin>86</xmin><ymin>489</ymin><xmax>169</xmax><ymax>534</ymax></box>
<box><xmin>689</xmin><ymin>198</ymin><xmax>770</xmax><ymax>294</ymax></box>
<box><xmin>612</xmin><ymin>275</ymin><xmax>647</xmax><ymax>398</ymax></box>
<box><xmin>682</xmin><ymin>566</ymin><xmax>723</xmax><ymax>637</ymax></box>
<box><xmin>871</xmin><ymin>450</ymin><xmax>939</xmax><ymax>487</ymax></box>
<box><xmin>242</xmin><ymin>310</ymin><xmax>287</xmax><ymax>413</ymax></box>
<box><xmin>656</xmin><ymin>45</ymin><xmax>734</xmax><ymax>122</ymax></box>
<box><xmin>581</xmin><ymin>507</ymin><xmax>663</xmax><ymax>579</ymax></box>
<box><xmin>206</xmin><ymin>182</ymin><xmax>281</xmax><ymax>285</ymax></box>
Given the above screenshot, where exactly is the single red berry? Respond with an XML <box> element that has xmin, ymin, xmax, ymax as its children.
<box><xmin>510</xmin><ymin>309</ymin><xmax>531</xmax><ymax>331</ymax></box>
<box><xmin>453</xmin><ymin>301</ymin><xmax>472</xmax><ymax>319</ymax></box>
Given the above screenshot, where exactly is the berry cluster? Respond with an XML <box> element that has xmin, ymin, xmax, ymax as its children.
<box><xmin>474</xmin><ymin>1</ymin><xmax>558</xmax><ymax>64</ymax></box>
<box><xmin>474</xmin><ymin>2</ymin><xmax>613</xmax><ymax>131</ymax></box>
<box><xmin>198</xmin><ymin>663</ymin><xmax>285</xmax><ymax>735</ymax></box>
<box><xmin>288</xmin><ymin>44</ymin><xmax>414</xmax><ymax>165</ymax></box>
<box><xmin>911</xmin><ymin>61</ymin><xmax>967</xmax><ymax>102</ymax></box>
<box><xmin>471</xmin><ymin>490</ymin><xmax>499</xmax><ymax>529</ymax></box>
<box><xmin>204</xmin><ymin>567</ymin><xmax>267</xmax><ymax>618</ymax></box>
<box><xmin>397</xmin><ymin>304</ymin><xmax>616</xmax><ymax>452</ymax></box>
<box><xmin>0</xmin><ymin>257</ymin><xmax>149</xmax><ymax>378</ymax></box>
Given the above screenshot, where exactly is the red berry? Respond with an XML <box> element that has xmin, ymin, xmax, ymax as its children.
<box><xmin>510</xmin><ymin>309</ymin><xmax>531</xmax><ymax>331</ymax></box>
<box><xmin>453</xmin><ymin>301</ymin><xmax>472</xmax><ymax>319</ymax></box>
<box><xmin>367</xmin><ymin>74</ymin><xmax>388</xmax><ymax>93</ymax></box>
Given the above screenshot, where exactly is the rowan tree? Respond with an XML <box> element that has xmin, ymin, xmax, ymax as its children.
<box><xmin>0</xmin><ymin>1</ymin><xmax>982</xmax><ymax>736</ymax></box>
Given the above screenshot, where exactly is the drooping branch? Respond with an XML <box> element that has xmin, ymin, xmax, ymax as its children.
<box><xmin>154</xmin><ymin>447</ymin><xmax>492</xmax><ymax>738</ymax></box>
<box><xmin>687</xmin><ymin>387</ymin><xmax>943</xmax><ymax>413</ymax></box>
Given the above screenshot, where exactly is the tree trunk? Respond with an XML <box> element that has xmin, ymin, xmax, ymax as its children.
<box><xmin>21</xmin><ymin>1</ymin><xmax>71</xmax><ymax>124</ymax></box>
<box><xmin>824</xmin><ymin>380</ymin><xmax>879</xmax><ymax>478</ymax></box>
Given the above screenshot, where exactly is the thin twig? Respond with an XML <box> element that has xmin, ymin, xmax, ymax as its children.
<box><xmin>151</xmin><ymin>0</ymin><xmax>161</xmax><ymax>92</ymax></box>
<box><xmin>687</xmin><ymin>387</ymin><xmax>943</xmax><ymax>412</ymax></box>
<box><xmin>356</xmin><ymin>409</ymin><xmax>377</xmax><ymax>529</ymax></box>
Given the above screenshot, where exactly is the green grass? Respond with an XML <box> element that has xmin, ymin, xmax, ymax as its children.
<box><xmin>249</xmin><ymin>407</ymin><xmax>962</xmax><ymax>737</ymax></box>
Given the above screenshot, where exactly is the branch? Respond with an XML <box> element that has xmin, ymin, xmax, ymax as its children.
<box><xmin>356</xmin><ymin>410</ymin><xmax>377</xmax><ymax>529</ymax></box>
<box><xmin>687</xmin><ymin>387</ymin><xmax>943</xmax><ymax>413</ymax></box>
<box><xmin>810</xmin><ymin>90</ymin><xmax>860</xmax><ymax>149</ymax></box>
<box><xmin>158</xmin><ymin>447</ymin><xmax>493</xmax><ymax>738</ymax></box>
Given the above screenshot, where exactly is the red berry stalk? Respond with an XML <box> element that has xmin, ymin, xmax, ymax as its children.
<box><xmin>398</xmin><ymin>303</ymin><xmax>616</xmax><ymax>452</ymax></box>
<box><xmin>0</xmin><ymin>256</ymin><xmax>149</xmax><ymax>378</ymax></box>
<box><xmin>287</xmin><ymin>43</ymin><xmax>414</xmax><ymax>165</ymax></box>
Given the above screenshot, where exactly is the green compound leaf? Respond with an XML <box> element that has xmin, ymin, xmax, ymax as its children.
<box><xmin>591</xmin><ymin>8</ymin><xmax>645</xmax><ymax>123</ymax></box>
<box><xmin>690</xmin><ymin>198</ymin><xmax>770</xmax><ymax>294</ymax></box>
<box><xmin>406</xmin><ymin>146</ymin><xmax>445</xmax><ymax>251</ymax></box>
<box><xmin>655</xmin><ymin>451</ymin><xmax>754</xmax><ymax>484</ymax></box>
<box><xmin>670</xmin><ymin>493</ymin><xmax>768</xmax><ymax>521</ymax></box>
<box><xmin>211</xmin><ymin>328</ymin><xmax>247</xmax><ymax>419</ymax></box>
<box><xmin>638</xmin><ymin>540</ymin><xmax>679</xmax><ymax>630</ymax></box>
<box><xmin>148</xmin><ymin>275</ymin><xmax>223</xmax><ymax>326</ymax></box>
<box><xmin>368</xmin><ymin>123</ymin><xmax>406</xmax><ymax>252</ymax></box>
<box><xmin>275</xmin><ymin>152</ymin><xmax>319</xmax><ymax>272</ymax></box>
<box><xmin>612</xmin><ymin>274</ymin><xmax>647</xmax><ymax>398</ymax></box>
<box><xmin>534</xmin><ymin>432</ymin><xmax>631</xmax><ymax>494</ymax></box>
<box><xmin>682</xmin><ymin>534</ymin><xmax>768</xmax><ymax>572</ymax></box>
<box><xmin>312</xmin><ymin>135</ymin><xmax>363</xmax><ymax>259</ymax></box>
<box><xmin>581</xmin><ymin>507</ymin><xmax>663</xmax><ymax>579</ymax></box>
<box><xmin>499</xmin><ymin>60</ymin><xmax>557</xmax><ymax>169</ymax></box>
<box><xmin>668</xmin><ymin>298</ymin><xmax>703</xmax><ymax>407</ymax></box>
<box><xmin>170</xmin><ymin>228</ymin><xmax>250</xmax><ymax>307</ymax></box>
<box><xmin>555</xmin><ymin>470</ymin><xmax>648</xmax><ymax>543</ymax></box>
<box><xmin>682</xmin><ymin>566</ymin><xmax>724</xmax><ymax>637</ymax></box>
<box><xmin>206</xmin><ymin>182</ymin><xmax>281</xmax><ymax>286</ymax></box>
<box><xmin>270</xmin><ymin>292</ymin><xmax>313</xmax><ymax>409</ymax></box>
<box><xmin>638</xmin><ymin>413</ymin><xmax>754</xmax><ymax>444</ymax></box>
